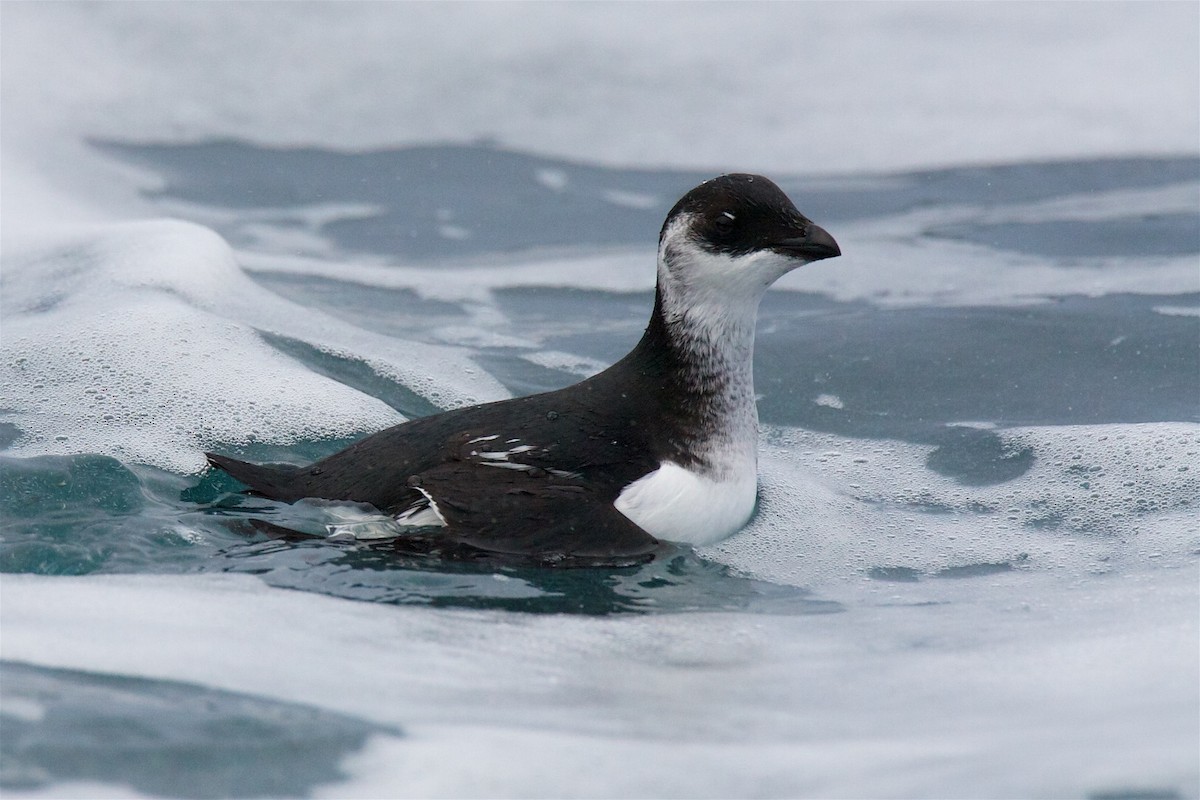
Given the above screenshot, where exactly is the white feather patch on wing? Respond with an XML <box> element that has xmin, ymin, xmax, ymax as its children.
<box><xmin>394</xmin><ymin>486</ymin><xmax>448</xmax><ymax>528</ymax></box>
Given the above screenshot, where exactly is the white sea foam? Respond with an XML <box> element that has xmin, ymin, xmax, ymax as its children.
<box><xmin>773</xmin><ymin>206</ymin><xmax>1200</xmax><ymax>308</ymax></box>
<box><xmin>1155</xmin><ymin>305</ymin><xmax>1200</xmax><ymax>318</ymax></box>
<box><xmin>2</xmin><ymin>568</ymin><xmax>1194</xmax><ymax>799</ymax></box>
<box><xmin>0</xmin><ymin>221</ymin><xmax>507</xmax><ymax>473</ymax></box>
<box><xmin>229</xmin><ymin>167</ymin><xmax>1200</xmax><ymax>309</ymax></box>
<box><xmin>2</xmin><ymin>3</ymin><xmax>1194</xmax><ymax>177</ymax></box>
<box><xmin>702</xmin><ymin>423</ymin><xmax>1200</xmax><ymax>591</ymax></box>
<box><xmin>239</xmin><ymin>248</ymin><xmax>656</xmax><ymax>303</ymax></box>
<box><xmin>521</xmin><ymin>350</ymin><xmax>608</xmax><ymax>378</ymax></box>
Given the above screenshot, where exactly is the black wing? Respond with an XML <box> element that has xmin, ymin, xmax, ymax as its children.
<box><xmin>205</xmin><ymin>386</ymin><xmax>660</xmax><ymax>511</ymax></box>
<box><xmin>409</xmin><ymin>457</ymin><xmax>660</xmax><ymax>564</ymax></box>
<box><xmin>206</xmin><ymin>441</ymin><xmax>659</xmax><ymax>566</ymax></box>
<box><xmin>203</xmin><ymin>380</ymin><xmax>664</xmax><ymax>564</ymax></box>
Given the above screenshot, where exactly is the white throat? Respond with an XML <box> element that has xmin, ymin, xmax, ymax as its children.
<box><xmin>653</xmin><ymin>213</ymin><xmax>802</xmax><ymax>473</ymax></box>
<box><xmin>614</xmin><ymin>215</ymin><xmax>802</xmax><ymax>545</ymax></box>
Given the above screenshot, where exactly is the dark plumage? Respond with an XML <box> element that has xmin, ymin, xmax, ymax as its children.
<box><xmin>207</xmin><ymin>174</ymin><xmax>840</xmax><ymax>566</ymax></box>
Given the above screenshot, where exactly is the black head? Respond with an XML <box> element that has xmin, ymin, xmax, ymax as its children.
<box><xmin>661</xmin><ymin>174</ymin><xmax>840</xmax><ymax>262</ymax></box>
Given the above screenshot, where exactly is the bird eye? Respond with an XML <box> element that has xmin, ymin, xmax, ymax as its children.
<box><xmin>713</xmin><ymin>213</ymin><xmax>735</xmax><ymax>235</ymax></box>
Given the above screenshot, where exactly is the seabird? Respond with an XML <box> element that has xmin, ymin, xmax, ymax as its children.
<box><xmin>207</xmin><ymin>174</ymin><xmax>840</xmax><ymax>566</ymax></box>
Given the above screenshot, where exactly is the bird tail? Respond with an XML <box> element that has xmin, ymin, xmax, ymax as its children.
<box><xmin>205</xmin><ymin>452</ymin><xmax>306</xmax><ymax>502</ymax></box>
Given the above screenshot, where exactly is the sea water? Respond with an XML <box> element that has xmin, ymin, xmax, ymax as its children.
<box><xmin>2</xmin><ymin>4</ymin><xmax>1198</xmax><ymax>799</ymax></box>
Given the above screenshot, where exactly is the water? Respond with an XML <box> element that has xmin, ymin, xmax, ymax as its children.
<box><xmin>2</xmin><ymin>4</ymin><xmax>1198</xmax><ymax>799</ymax></box>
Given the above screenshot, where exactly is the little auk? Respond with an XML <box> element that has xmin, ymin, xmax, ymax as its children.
<box><xmin>207</xmin><ymin>174</ymin><xmax>840</xmax><ymax>566</ymax></box>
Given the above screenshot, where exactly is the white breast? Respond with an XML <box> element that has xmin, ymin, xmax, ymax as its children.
<box><xmin>613</xmin><ymin>461</ymin><xmax>758</xmax><ymax>546</ymax></box>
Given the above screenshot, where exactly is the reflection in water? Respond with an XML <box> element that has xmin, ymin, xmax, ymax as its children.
<box><xmin>209</xmin><ymin>516</ymin><xmax>843</xmax><ymax>617</ymax></box>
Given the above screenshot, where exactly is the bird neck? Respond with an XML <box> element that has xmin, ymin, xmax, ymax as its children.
<box><xmin>643</xmin><ymin>284</ymin><xmax>758</xmax><ymax>394</ymax></box>
<box><xmin>615</xmin><ymin>283</ymin><xmax>761</xmax><ymax>477</ymax></box>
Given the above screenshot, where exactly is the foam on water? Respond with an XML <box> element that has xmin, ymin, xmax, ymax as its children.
<box><xmin>165</xmin><ymin>152</ymin><xmax>1199</xmax><ymax>312</ymax></box>
<box><xmin>704</xmin><ymin>423</ymin><xmax>1200</xmax><ymax>591</ymax></box>
<box><xmin>3</xmin><ymin>3</ymin><xmax>1195</xmax><ymax>173</ymax></box>
<box><xmin>779</xmin><ymin>197</ymin><xmax>1199</xmax><ymax>310</ymax></box>
<box><xmin>1</xmin><ymin>221</ymin><xmax>506</xmax><ymax>473</ymax></box>
<box><xmin>2</xmin><ymin>568</ymin><xmax>1195</xmax><ymax>799</ymax></box>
